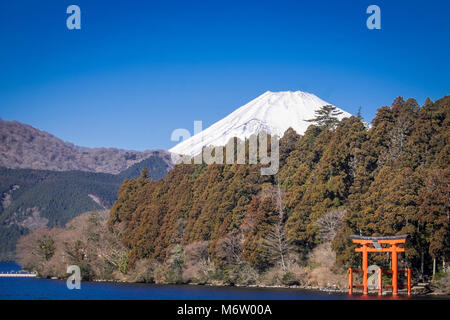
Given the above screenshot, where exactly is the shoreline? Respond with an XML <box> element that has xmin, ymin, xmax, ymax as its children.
<box><xmin>4</xmin><ymin>272</ymin><xmax>448</xmax><ymax>298</ymax></box>
<box><xmin>73</xmin><ymin>277</ymin><xmax>428</xmax><ymax>296</ymax></box>
<box><xmin>2</xmin><ymin>261</ymin><xmax>445</xmax><ymax>297</ymax></box>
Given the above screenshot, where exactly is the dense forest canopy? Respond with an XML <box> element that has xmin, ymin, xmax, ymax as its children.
<box><xmin>108</xmin><ymin>95</ymin><xmax>449</xmax><ymax>280</ymax></box>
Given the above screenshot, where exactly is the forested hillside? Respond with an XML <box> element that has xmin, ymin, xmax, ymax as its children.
<box><xmin>0</xmin><ymin>155</ymin><xmax>171</xmax><ymax>260</ymax></box>
<box><xmin>117</xmin><ymin>152</ymin><xmax>172</xmax><ymax>181</ymax></box>
<box><xmin>107</xmin><ymin>95</ymin><xmax>449</xmax><ymax>285</ymax></box>
<box><xmin>0</xmin><ymin>168</ymin><xmax>120</xmax><ymax>260</ymax></box>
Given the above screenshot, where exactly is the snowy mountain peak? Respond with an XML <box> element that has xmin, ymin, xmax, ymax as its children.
<box><xmin>170</xmin><ymin>90</ymin><xmax>352</xmax><ymax>157</ymax></box>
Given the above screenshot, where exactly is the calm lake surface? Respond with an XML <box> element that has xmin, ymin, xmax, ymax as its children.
<box><xmin>0</xmin><ymin>262</ymin><xmax>439</xmax><ymax>300</ymax></box>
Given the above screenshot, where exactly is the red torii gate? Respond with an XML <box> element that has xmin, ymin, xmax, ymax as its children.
<box><xmin>348</xmin><ymin>235</ymin><xmax>411</xmax><ymax>296</ymax></box>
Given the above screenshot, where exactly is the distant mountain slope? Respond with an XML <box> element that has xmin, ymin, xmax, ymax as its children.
<box><xmin>118</xmin><ymin>152</ymin><xmax>173</xmax><ymax>180</ymax></box>
<box><xmin>0</xmin><ymin>154</ymin><xmax>172</xmax><ymax>261</ymax></box>
<box><xmin>0</xmin><ymin>119</ymin><xmax>171</xmax><ymax>174</ymax></box>
<box><xmin>0</xmin><ymin>168</ymin><xmax>120</xmax><ymax>260</ymax></box>
<box><xmin>170</xmin><ymin>90</ymin><xmax>352</xmax><ymax>157</ymax></box>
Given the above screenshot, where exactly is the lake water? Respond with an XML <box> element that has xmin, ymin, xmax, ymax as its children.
<box><xmin>0</xmin><ymin>262</ymin><xmax>435</xmax><ymax>300</ymax></box>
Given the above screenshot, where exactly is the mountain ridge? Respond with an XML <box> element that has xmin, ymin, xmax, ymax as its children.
<box><xmin>0</xmin><ymin>118</ymin><xmax>172</xmax><ymax>174</ymax></box>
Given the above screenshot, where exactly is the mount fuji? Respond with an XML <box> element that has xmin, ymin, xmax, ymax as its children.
<box><xmin>170</xmin><ymin>90</ymin><xmax>352</xmax><ymax>157</ymax></box>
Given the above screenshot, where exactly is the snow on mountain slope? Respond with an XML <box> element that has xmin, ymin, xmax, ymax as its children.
<box><xmin>170</xmin><ymin>90</ymin><xmax>352</xmax><ymax>157</ymax></box>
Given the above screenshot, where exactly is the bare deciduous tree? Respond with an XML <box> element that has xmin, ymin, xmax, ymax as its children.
<box><xmin>216</xmin><ymin>233</ymin><xmax>242</xmax><ymax>265</ymax></box>
<box><xmin>380</xmin><ymin>116</ymin><xmax>409</xmax><ymax>165</ymax></box>
<box><xmin>316</xmin><ymin>208</ymin><xmax>346</xmax><ymax>242</ymax></box>
<box><xmin>262</xmin><ymin>180</ymin><xmax>290</xmax><ymax>271</ymax></box>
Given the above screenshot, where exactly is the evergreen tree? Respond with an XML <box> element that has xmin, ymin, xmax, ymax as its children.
<box><xmin>306</xmin><ymin>105</ymin><xmax>343</xmax><ymax>129</ymax></box>
<box><xmin>419</xmin><ymin>168</ymin><xmax>450</xmax><ymax>270</ymax></box>
<box><xmin>141</xmin><ymin>167</ymin><xmax>149</xmax><ymax>179</ymax></box>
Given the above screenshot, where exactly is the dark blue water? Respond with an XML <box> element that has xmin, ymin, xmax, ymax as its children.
<box><xmin>0</xmin><ymin>262</ymin><xmax>430</xmax><ymax>300</ymax></box>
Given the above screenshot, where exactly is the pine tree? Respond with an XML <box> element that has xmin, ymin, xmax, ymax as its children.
<box><xmin>306</xmin><ymin>105</ymin><xmax>343</xmax><ymax>129</ymax></box>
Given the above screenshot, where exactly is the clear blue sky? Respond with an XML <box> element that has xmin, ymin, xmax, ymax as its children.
<box><xmin>0</xmin><ymin>0</ymin><xmax>449</xmax><ymax>150</ymax></box>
